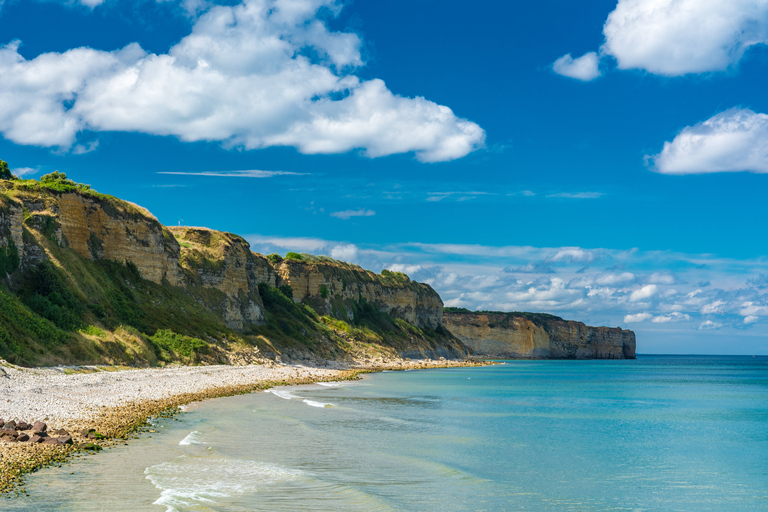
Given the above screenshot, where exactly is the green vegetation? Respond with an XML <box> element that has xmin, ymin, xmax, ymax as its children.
<box><xmin>0</xmin><ymin>159</ymin><xmax>12</xmax><ymax>181</ymax></box>
<box><xmin>0</xmin><ymin>238</ymin><xmax>20</xmax><ymax>275</ymax></box>
<box><xmin>443</xmin><ymin>307</ymin><xmax>565</xmax><ymax>326</ymax></box>
<box><xmin>149</xmin><ymin>329</ymin><xmax>209</xmax><ymax>363</ymax></box>
<box><xmin>0</xmin><ymin>174</ymin><xmax>461</xmax><ymax>367</ymax></box>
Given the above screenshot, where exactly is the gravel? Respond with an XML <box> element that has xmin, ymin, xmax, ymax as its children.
<box><xmin>0</xmin><ymin>361</ymin><xmax>343</xmax><ymax>424</ymax></box>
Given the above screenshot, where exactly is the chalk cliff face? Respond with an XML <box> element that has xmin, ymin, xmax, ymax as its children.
<box><xmin>444</xmin><ymin>311</ymin><xmax>636</xmax><ymax>359</ymax></box>
<box><xmin>272</xmin><ymin>259</ymin><xmax>443</xmax><ymax>330</ymax></box>
<box><xmin>1</xmin><ymin>185</ymin><xmax>446</xmax><ymax>339</ymax></box>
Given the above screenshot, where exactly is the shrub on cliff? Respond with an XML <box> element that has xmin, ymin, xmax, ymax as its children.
<box><xmin>0</xmin><ymin>159</ymin><xmax>12</xmax><ymax>180</ymax></box>
<box><xmin>285</xmin><ymin>252</ymin><xmax>303</xmax><ymax>261</ymax></box>
<box><xmin>149</xmin><ymin>329</ymin><xmax>209</xmax><ymax>362</ymax></box>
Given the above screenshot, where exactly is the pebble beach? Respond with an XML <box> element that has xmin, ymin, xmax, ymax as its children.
<box><xmin>0</xmin><ymin>358</ymin><xmax>480</xmax><ymax>495</ymax></box>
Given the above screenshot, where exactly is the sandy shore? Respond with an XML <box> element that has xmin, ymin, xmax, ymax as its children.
<box><xmin>0</xmin><ymin>358</ymin><xmax>482</xmax><ymax>495</ymax></box>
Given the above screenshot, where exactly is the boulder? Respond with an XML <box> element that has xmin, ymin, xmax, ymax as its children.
<box><xmin>4</xmin><ymin>420</ymin><xmax>16</xmax><ymax>429</ymax></box>
<box><xmin>32</xmin><ymin>421</ymin><xmax>47</xmax><ymax>432</ymax></box>
<box><xmin>16</xmin><ymin>421</ymin><xmax>32</xmax><ymax>431</ymax></box>
<box><xmin>42</xmin><ymin>437</ymin><xmax>61</xmax><ymax>445</ymax></box>
<box><xmin>53</xmin><ymin>428</ymin><xmax>69</xmax><ymax>436</ymax></box>
<box><xmin>0</xmin><ymin>418</ymin><xmax>4</xmax><ymax>428</ymax></box>
<box><xmin>59</xmin><ymin>435</ymin><xmax>73</xmax><ymax>445</ymax></box>
<box><xmin>16</xmin><ymin>433</ymin><xmax>29</xmax><ymax>442</ymax></box>
<box><xmin>0</xmin><ymin>427</ymin><xmax>18</xmax><ymax>438</ymax></box>
<box><xmin>29</xmin><ymin>435</ymin><xmax>44</xmax><ymax>444</ymax></box>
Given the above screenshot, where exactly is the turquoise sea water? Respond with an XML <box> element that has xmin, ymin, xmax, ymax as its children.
<box><xmin>6</xmin><ymin>355</ymin><xmax>768</xmax><ymax>511</ymax></box>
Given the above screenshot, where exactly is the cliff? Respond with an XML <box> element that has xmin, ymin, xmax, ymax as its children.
<box><xmin>444</xmin><ymin>310</ymin><xmax>636</xmax><ymax>359</ymax></box>
<box><xmin>0</xmin><ymin>176</ymin><xmax>466</xmax><ymax>366</ymax></box>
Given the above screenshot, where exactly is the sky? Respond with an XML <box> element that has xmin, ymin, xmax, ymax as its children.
<box><xmin>1</xmin><ymin>0</ymin><xmax>767</xmax><ymax>354</ymax></box>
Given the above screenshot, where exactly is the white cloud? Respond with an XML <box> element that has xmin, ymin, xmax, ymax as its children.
<box><xmin>330</xmin><ymin>243</ymin><xmax>359</xmax><ymax>262</ymax></box>
<box><xmin>699</xmin><ymin>320</ymin><xmax>724</xmax><ymax>330</ymax></box>
<box><xmin>387</xmin><ymin>264</ymin><xmax>422</xmax><ymax>276</ymax></box>
<box><xmin>648</xmin><ymin>272</ymin><xmax>676</xmax><ymax>284</ymax></box>
<box><xmin>330</xmin><ymin>208</ymin><xmax>375</xmax><ymax>220</ymax></box>
<box><xmin>11</xmin><ymin>166</ymin><xmax>39</xmax><ymax>176</ymax></box>
<box><xmin>651</xmin><ymin>109</ymin><xmax>768</xmax><ymax>174</ymax></box>
<box><xmin>596</xmin><ymin>272</ymin><xmax>636</xmax><ymax>285</ymax></box>
<box><xmin>624</xmin><ymin>312</ymin><xmax>652</xmax><ymax>323</ymax></box>
<box><xmin>0</xmin><ymin>0</ymin><xmax>484</xmax><ymax>161</ymax></box>
<box><xmin>629</xmin><ymin>284</ymin><xmax>658</xmax><ymax>302</ymax></box>
<box><xmin>651</xmin><ymin>312</ymin><xmax>690</xmax><ymax>323</ymax></box>
<box><xmin>701</xmin><ymin>300</ymin><xmax>727</xmax><ymax>315</ymax></box>
<box><xmin>739</xmin><ymin>302</ymin><xmax>768</xmax><ymax>316</ymax></box>
<box><xmin>744</xmin><ymin>315</ymin><xmax>759</xmax><ymax>324</ymax></box>
<box><xmin>602</xmin><ymin>0</ymin><xmax>768</xmax><ymax>76</ymax></box>
<box><xmin>552</xmin><ymin>52</ymin><xmax>601</xmax><ymax>81</ymax></box>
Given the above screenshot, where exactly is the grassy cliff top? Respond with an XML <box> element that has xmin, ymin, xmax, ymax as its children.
<box><xmin>444</xmin><ymin>307</ymin><xmax>565</xmax><ymax>324</ymax></box>
<box><xmin>0</xmin><ymin>173</ymin><xmax>157</xmax><ymax>222</ymax></box>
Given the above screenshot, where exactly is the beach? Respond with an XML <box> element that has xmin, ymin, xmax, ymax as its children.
<box><xmin>0</xmin><ymin>357</ymin><xmax>480</xmax><ymax>495</ymax></box>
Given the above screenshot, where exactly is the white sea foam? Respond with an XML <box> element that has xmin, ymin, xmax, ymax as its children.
<box><xmin>266</xmin><ymin>389</ymin><xmax>301</xmax><ymax>400</ymax></box>
<box><xmin>317</xmin><ymin>382</ymin><xmax>342</xmax><ymax>387</ymax></box>
<box><xmin>178</xmin><ymin>430</ymin><xmax>204</xmax><ymax>446</ymax></box>
<box><xmin>303</xmin><ymin>399</ymin><xmax>334</xmax><ymax>408</ymax></box>
<box><xmin>146</xmin><ymin>456</ymin><xmax>304</xmax><ymax>511</ymax></box>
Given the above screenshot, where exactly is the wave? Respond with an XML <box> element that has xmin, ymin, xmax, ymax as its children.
<box><xmin>146</xmin><ymin>456</ymin><xmax>304</xmax><ymax>512</ymax></box>
<box><xmin>178</xmin><ymin>430</ymin><xmax>204</xmax><ymax>446</ymax></box>
<box><xmin>266</xmin><ymin>389</ymin><xmax>301</xmax><ymax>400</ymax></box>
<box><xmin>317</xmin><ymin>382</ymin><xmax>342</xmax><ymax>387</ymax></box>
<box><xmin>303</xmin><ymin>399</ymin><xmax>334</xmax><ymax>408</ymax></box>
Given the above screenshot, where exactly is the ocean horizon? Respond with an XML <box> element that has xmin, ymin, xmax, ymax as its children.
<box><xmin>5</xmin><ymin>355</ymin><xmax>768</xmax><ymax>512</ymax></box>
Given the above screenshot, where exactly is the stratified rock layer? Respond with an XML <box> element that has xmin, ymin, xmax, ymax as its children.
<box><xmin>444</xmin><ymin>311</ymin><xmax>636</xmax><ymax>359</ymax></box>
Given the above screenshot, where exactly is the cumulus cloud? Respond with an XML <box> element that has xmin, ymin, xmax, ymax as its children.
<box><xmin>602</xmin><ymin>0</ymin><xmax>768</xmax><ymax>76</ymax></box>
<box><xmin>651</xmin><ymin>312</ymin><xmax>690</xmax><ymax>323</ymax></box>
<box><xmin>557</xmin><ymin>0</ymin><xmax>768</xmax><ymax>78</ymax></box>
<box><xmin>330</xmin><ymin>243</ymin><xmax>359</xmax><ymax>262</ymax></box>
<box><xmin>0</xmin><ymin>0</ymin><xmax>484</xmax><ymax>161</ymax></box>
<box><xmin>699</xmin><ymin>320</ymin><xmax>724</xmax><ymax>330</ymax></box>
<box><xmin>744</xmin><ymin>315</ymin><xmax>759</xmax><ymax>324</ymax></box>
<box><xmin>552</xmin><ymin>52</ymin><xmax>601</xmax><ymax>81</ymax></box>
<box><xmin>651</xmin><ymin>109</ymin><xmax>768</xmax><ymax>174</ymax></box>
<box><xmin>629</xmin><ymin>284</ymin><xmax>658</xmax><ymax>302</ymax></box>
<box><xmin>624</xmin><ymin>312</ymin><xmax>652</xmax><ymax>323</ymax></box>
<box><xmin>330</xmin><ymin>208</ymin><xmax>375</xmax><ymax>220</ymax></box>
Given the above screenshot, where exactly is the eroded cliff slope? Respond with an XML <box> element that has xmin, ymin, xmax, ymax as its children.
<box><xmin>0</xmin><ymin>176</ymin><xmax>466</xmax><ymax>366</ymax></box>
<box><xmin>444</xmin><ymin>309</ymin><xmax>636</xmax><ymax>359</ymax></box>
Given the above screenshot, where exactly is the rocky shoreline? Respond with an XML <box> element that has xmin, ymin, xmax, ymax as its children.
<box><xmin>0</xmin><ymin>358</ymin><xmax>485</xmax><ymax>496</ymax></box>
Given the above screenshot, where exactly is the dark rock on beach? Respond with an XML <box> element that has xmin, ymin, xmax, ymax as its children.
<box><xmin>32</xmin><ymin>421</ymin><xmax>47</xmax><ymax>432</ymax></box>
<box><xmin>16</xmin><ymin>433</ymin><xmax>29</xmax><ymax>442</ymax></box>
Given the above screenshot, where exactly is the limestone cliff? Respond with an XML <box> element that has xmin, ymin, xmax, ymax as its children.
<box><xmin>444</xmin><ymin>310</ymin><xmax>636</xmax><ymax>359</ymax></box>
<box><xmin>0</xmin><ymin>179</ymin><xmax>464</xmax><ymax>365</ymax></box>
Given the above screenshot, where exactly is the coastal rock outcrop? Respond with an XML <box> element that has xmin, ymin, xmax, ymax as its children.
<box><xmin>444</xmin><ymin>311</ymin><xmax>636</xmax><ymax>359</ymax></box>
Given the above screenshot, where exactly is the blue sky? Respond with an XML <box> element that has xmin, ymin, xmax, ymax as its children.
<box><xmin>1</xmin><ymin>0</ymin><xmax>768</xmax><ymax>354</ymax></box>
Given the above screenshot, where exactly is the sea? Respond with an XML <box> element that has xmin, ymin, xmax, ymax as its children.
<box><xmin>5</xmin><ymin>355</ymin><xmax>768</xmax><ymax>512</ymax></box>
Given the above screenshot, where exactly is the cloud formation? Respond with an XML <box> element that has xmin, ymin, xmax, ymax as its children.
<box><xmin>244</xmin><ymin>236</ymin><xmax>768</xmax><ymax>340</ymax></box>
<box><xmin>651</xmin><ymin>108</ymin><xmax>768</xmax><ymax>174</ymax></box>
<box><xmin>603</xmin><ymin>0</ymin><xmax>768</xmax><ymax>76</ymax></box>
<box><xmin>0</xmin><ymin>0</ymin><xmax>484</xmax><ymax>162</ymax></box>
<box><xmin>557</xmin><ymin>0</ymin><xmax>768</xmax><ymax>78</ymax></box>
<box><xmin>552</xmin><ymin>52</ymin><xmax>601</xmax><ymax>81</ymax></box>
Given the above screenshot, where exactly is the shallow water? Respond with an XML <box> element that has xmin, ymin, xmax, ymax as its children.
<box><xmin>6</xmin><ymin>355</ymin><xmax>768</xmax><ymax>511</ymax></box>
